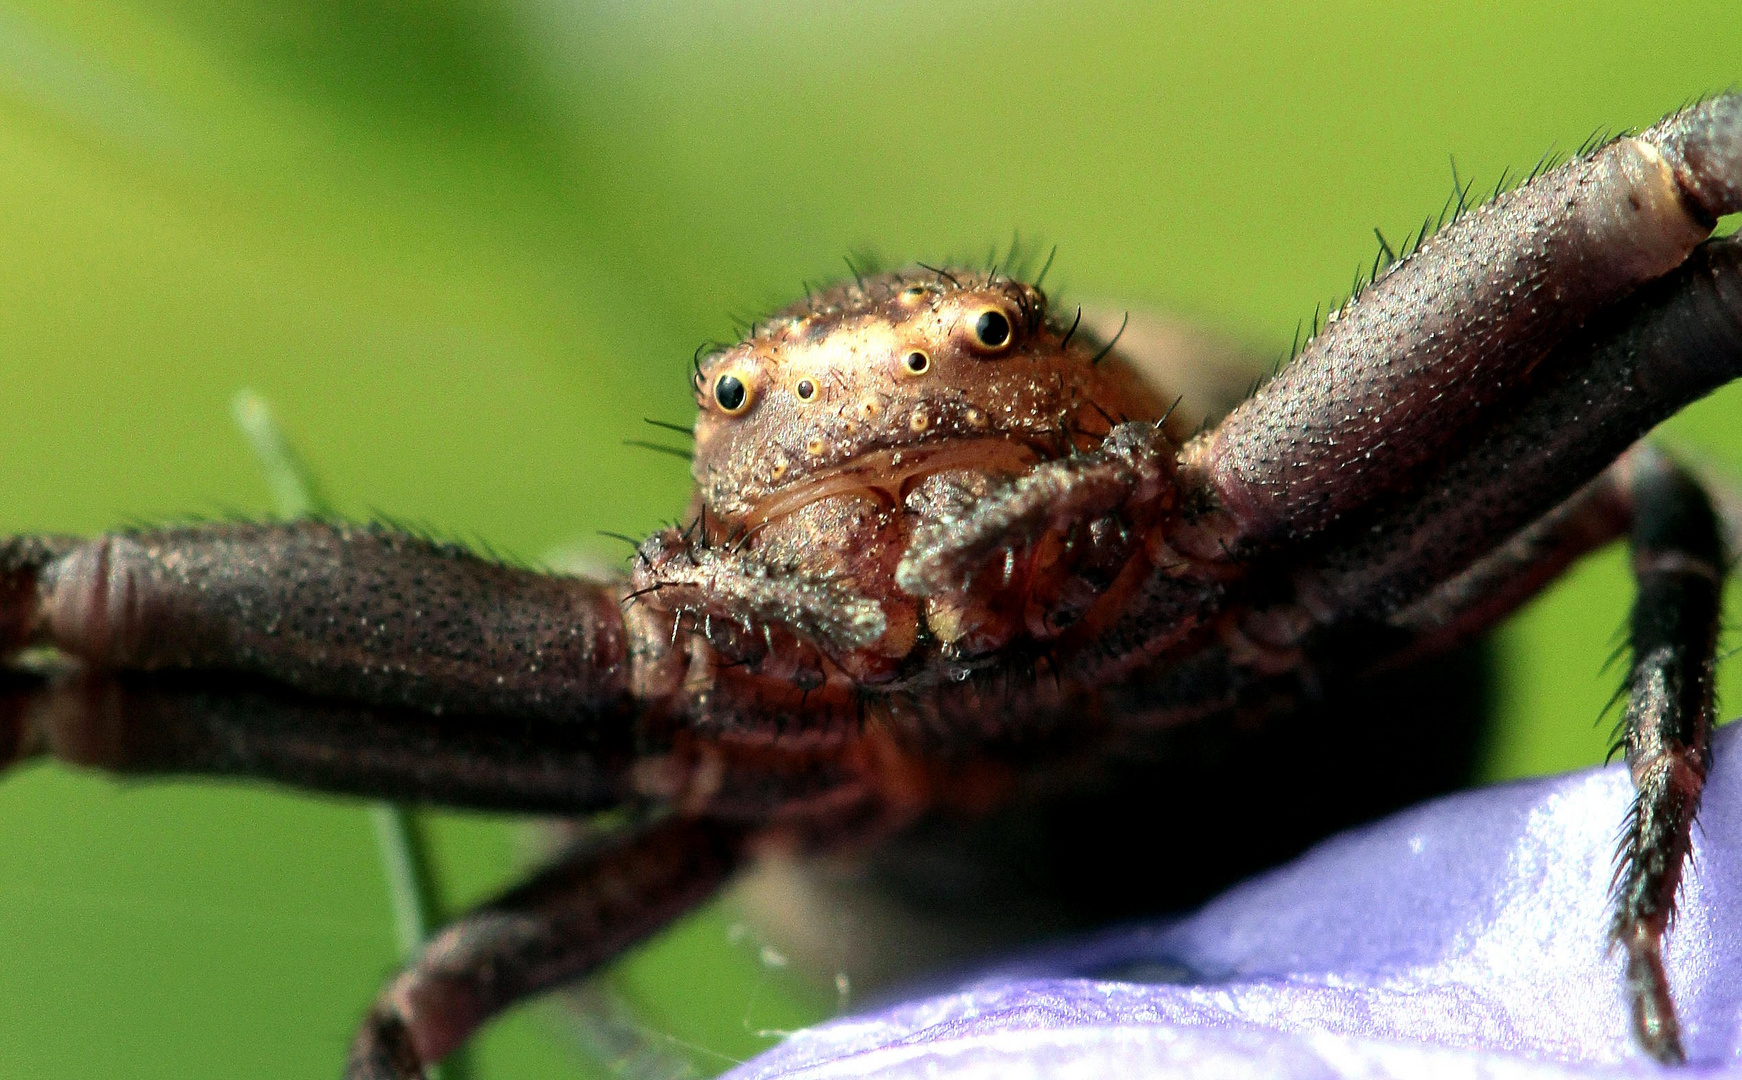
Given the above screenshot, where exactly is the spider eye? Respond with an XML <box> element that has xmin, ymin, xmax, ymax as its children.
<box><xmin>713</xmin><ymin>373</ymin><xmax>752</xmax><ymax>414</ymax></box>
<box><xmin>902</xmin><ymin>350</ymin><xmax>930</xmax><ymax>376</ymax></box>
<box><xmin>794</xmin><ymin>378</ymin><xmax>817</xmax><ymax>402</ymax></box>
<box><xmin>971</xmin><ymin>308</ymin><xmax>1013</xmax><ymax>351</ymax></box>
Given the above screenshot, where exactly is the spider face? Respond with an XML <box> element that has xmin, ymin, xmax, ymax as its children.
<box><xmin>690</xmin><ymin>270</ymin><xmax>1168</xmax><ymax>523</ymax></box>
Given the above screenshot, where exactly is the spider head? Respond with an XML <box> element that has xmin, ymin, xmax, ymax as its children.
<box><xmin>689</xmin><ymin>268</ymin><xmax>1167</xmax><ymax>523</ymax></box>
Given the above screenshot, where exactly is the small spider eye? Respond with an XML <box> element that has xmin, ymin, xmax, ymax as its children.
<box><xmin>902</xmin><ymin>350</ymin><xmax>930</xmax><ymax>376</ymax></box>
<box><xmin>971</xmin><ymin>308</ymin><xmax>1013</xmax><ymax>351</ymax></box>
<box><xmin>795</xmin><ymin>378</ymin><xmax>817</xmax><ymax>402</ymax></box>
<box><xmin>713</xmin><ymin>373</ymin><xmax>752</xmax><ymax>414</ymax></box>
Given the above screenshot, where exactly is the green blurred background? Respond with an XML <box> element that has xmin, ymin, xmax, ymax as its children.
<box><xmin>0</xmin><ymin>1</ymin><xmax>1738</xmax><ymax>1076</ymax></box>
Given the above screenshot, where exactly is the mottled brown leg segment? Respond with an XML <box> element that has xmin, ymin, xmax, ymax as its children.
<box><xmin>1609</xmin><ymin>454</ymin><xmax>1725</xmax><ymax>1064</ymax></box>
<box><xmin>1381</xmin><ymin>464</ymin><xmax>1635</xmax><ymax>664</ymax></box>
<box><xmin>1202</xmin><ymin>94</ymin><xmax>1742</xmax><ymax>549</ymax></box>
<box><xmin>3</xmin><ymin>671</ymin><xmax>635</xmax><ymax>814</ymax></box>
<box><xmin>1305</xmin><ymin>235</ymin><xmax>1742</xmax><ymax>622</ymax></box>
<box><xmin>5</xmin><ymin>522</ymin><xmax>631</xmax><ymax>722</ymax></box>
<box><xmin>346</xmin><ymin>817</ymin><xmax>748</xmax><ymax>1080</ymax></box>
<box><xmin>0</xmin><ymin>524</ymin><xmax>659</xmax><ymax>812</ymax></box>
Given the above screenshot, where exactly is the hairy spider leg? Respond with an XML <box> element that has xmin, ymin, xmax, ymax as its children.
<box><xmin>0</xmin><ymin>521</ymin><xmax>885</xmax><ymax>1078</ymax></box>
<box><xmin>3</xmin><ymin>669</ymin><xmax>637</xmax><ymax>813</ymax></box>
<box><xmin>1610</xmin><ymin>455</ymin><xmax>1724</xmax><ymax>1064</ymax></box>
<box><xmin>0</xmin><ymin>523</ymin><xmax>633</xmax><ymax>724</ymax></box>
<box><xmin>346</xmin><ymin>818</ymin><xmax>748</xmax><ymax>1080</ymax></box>
<box><xmin>1369</xmin><ymin>447</ymin><xmax>1730</xmax><ymax>1062</ymax></box>
<box><xmin>1305</xmin><ymin>236</ymin><xmax>1742</xmax><ymax>625</ymax></box>
<box><xmin>1197</xmin><ymin>94</ymin><xmax>1742</xmax><ymax>553</ymax></box>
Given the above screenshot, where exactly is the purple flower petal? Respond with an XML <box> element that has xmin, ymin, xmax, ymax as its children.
<box><xmin>730</xmin><ymin>723</ymin><xmax>1742</xmax><ymax>1078</ymax></box>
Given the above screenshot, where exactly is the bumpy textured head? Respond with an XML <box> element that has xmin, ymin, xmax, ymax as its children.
<box><xmin>691</xmin><ymin>268</ymin><xmax>1167</xmax><ymax>522</ymax></box>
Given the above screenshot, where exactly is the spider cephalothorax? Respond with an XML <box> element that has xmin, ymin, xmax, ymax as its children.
<box><xmin>651</xmin><ymin>268</ymin><xmax>1182</xmax><ymax>686</ymax></box>
<box><xmin>1</xmin><ymin>96</ymin><xmax>1741</xmax><ymax>1079</ymax></box>
<box><xmin>690</xmin><ymin>270</ymin><xmax>1169</xmax><ymax>520</ymax></box>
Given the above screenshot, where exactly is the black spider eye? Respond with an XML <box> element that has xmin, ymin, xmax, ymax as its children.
<box><xmin>902</xmin><ymin>350</ymin><xmax>930</xmax><ymax>376</ymax></box>
<box><xmin>795</xmin><ymin>378</ymin><xmax>817</xmax><ymax>401</ymax></box>
<box><xmin>972</xmin><ymin>308</ymin><xmax>1012</xmax><ymax>351</ymax></box>
<box><xmin>713</xmin><ymin>373</ymin><xmax>751</xmax><ymax>414</ymax></box>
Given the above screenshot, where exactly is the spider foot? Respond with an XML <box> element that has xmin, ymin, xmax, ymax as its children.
<box><xmin>1617</xmin><ymin>929</ymin><xmax>1686</xmax><ymax>1064</ymax></box>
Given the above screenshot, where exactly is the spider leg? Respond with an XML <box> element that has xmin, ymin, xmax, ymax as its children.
<box><xmin>0</xmin><ymin>522</ymin><xmax>633</xmax><ymax>723</ymax></box>
<box><xmin>0</xmin><ymin>669</ymin><xmax>635</xmax><ymax>813</ymax></box>
<box><xmin>1301</xmin><ymin>234</ymin><xmax>1742</xmax><ymax>624</ymax></box>
<box><xmin>346</xmin><ymin>817</ymin><xmax>748</xmax><ymax>1080</ymax></box>
<box><xmin>1314</xmin><ymin>445</ymin><xmax>1723</xmax><ymax>1063</ymax></box>
<box><xmin>0</xmin><ymin>521</ymin><xmax>691</xmax><ymax>814</ymax></box>
<box><xmin>0</xmin><ymin>521</ymin><xmax>884</xmax><ymax>820</ymax></box>
<box><xmin>1197</xmin><ymin>93</ymin><xmax>1742</xmax><ymax>553</ymax></box>
<box><xmin>1383</xmin><ymin>461</ymin><xmax>1634</xmax><ymax>663</ymax></box>
<box><xmin>1609</xmin><ymin>453</ymin><xmax>1723</xmax><ymax>1064</ymax></box>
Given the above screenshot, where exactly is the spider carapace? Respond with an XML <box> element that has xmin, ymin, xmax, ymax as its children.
<box><xmin>4</xmin><ymin>96</ymin><xmax>1742</xmax><ymax>1077</ymax></box>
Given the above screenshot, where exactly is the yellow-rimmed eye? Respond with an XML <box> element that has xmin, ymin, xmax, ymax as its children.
<box><xmin>969</xmin><ymin>307</ymin><xmax>1013</xmax><ymax>352</ymax></box>
<box><xmin>713</xmin><ymin>372</ymin><xmax>753</xmax><ymax>414</ymax></box>
<box><xmin>794</xmin><ymin>378</ymin><xmax>818</xmax><ymax>402</ymax></box>
<box><xmin>901</xmin><ymin>350</ymin><xmax>930</xmax><ymax>376</ymax></box>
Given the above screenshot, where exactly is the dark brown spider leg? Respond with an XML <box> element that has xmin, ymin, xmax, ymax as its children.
<box><xmin>0</xmin><ymin>669</ymin><xmax>636</xmax><ymax>814</ymax></box>
<box><xmin>1295</xmin><ymin>447</ymin><xmax>1723</xmax><ymax>1062</ymax></box>
<box><xmin>1300</xmin><ymin>234</ymin><xmax>1742</xmax><ymax>622</ymax></box>
<box><xmin>1302</xmin><ymin>435</ymin><xmax>1724</xmax><ymax>1062</ymax></box>
<box><xmin>0</xmin><ymin>521</ymin><xmax>633</xmax><ymax>723</ymax></box>
<box><xmin>0</xmin><ymin>518</ymin><xmax>880</xmax><ymax>817</ymax></box>
<box><xmin>1608</xmin><ymin>454</ymin><xmax>1724</xmax><ymax>1065</ymax></box>
<box><xmin>896</xmin><ymin>422</ymin><xmax>1174</xmax><ymax>647</ymax></box>
<box><xmin>1197</xmin><ymin>93</ymin><xmax>1742</xmax><ymax>552</ymax></box>
<box><xmin>347</xmin><ymin>816</ymin><xmax>748</xmax><ymax>1080</ymax></box>
<box><xmin>0</xmin><ymin>522</ymin><xmax>690</xmax><ymax>812</ymax></box>
<box><xmin>1381</xmin><ymin>463</ymin><xmax>1634</xmax><ymax>663</ymax></box>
